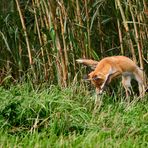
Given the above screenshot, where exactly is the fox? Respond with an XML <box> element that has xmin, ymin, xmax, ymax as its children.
<box><xmin>76</xmin><ymin>56</ymin><xmax>146</xmax><ymax>98</ymax></box>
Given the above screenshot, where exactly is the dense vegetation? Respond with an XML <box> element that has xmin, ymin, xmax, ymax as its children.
<box><xmin>0</xmin><ymin>0</ymin><xmax>148</xmax><ymax>86</ymax></box>
<box><xmin>0</xmin><ymin>0</ymin><xmax>148</xmax><ymax>147</ymax></box>
<box><xmin>0</xmin><ymin>85</ymin><xmax>148</xmax><ymax>147</ymax></box>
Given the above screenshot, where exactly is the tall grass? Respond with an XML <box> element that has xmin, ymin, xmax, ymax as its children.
<box><xmin>0</xmin><ymin>0</ymin><xmax>147</xmax><ymax>86</ymax></box>
<box><xmin>0</xmin><ymin>84</ymin><xmax>148</xmax><ymax>147</ymax></box>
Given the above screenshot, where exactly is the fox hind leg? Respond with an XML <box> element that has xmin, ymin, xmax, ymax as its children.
<box><xmin>134</xmin><ymin>70</ymin><xmax>145</xmax><ymax>97</ymax></box>
<box><xmin>122</xmin><ymin>76</ymin><xmax>133</xmax><ymax>98</ymax></box>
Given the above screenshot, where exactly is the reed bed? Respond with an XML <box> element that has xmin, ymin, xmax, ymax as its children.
<box><xmin>0</xmin><ymin>0</ymin><xmax>147</xmax><ymax>86</ymax></box>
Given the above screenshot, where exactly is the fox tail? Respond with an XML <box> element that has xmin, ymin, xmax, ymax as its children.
<box><xmin>76</xmin><ymin>59</ymin><xmax>98</xmax><ymax>70</ymax></box>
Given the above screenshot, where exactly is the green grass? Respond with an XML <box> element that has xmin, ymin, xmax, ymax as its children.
<box><xmin>0</xmin><ymin>84</ymin><xmax>148</xmax><ymax>147</ymax></box>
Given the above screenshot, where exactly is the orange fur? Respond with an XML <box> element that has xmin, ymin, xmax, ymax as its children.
<box><xmin>76</xmin><ymin>56</ymin><xmax>145</xmax><ymax>97</ymax></box>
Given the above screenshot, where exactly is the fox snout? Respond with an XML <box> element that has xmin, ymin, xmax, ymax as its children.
<box><xmin>96</xmin><ymin>87</ymin><xmax>104</xmax><ymax>95</ymax></box>
<box><xmin>82</xmin><ymin>73</ymin><xmax>105</xmax><ymax>94</ymax></box>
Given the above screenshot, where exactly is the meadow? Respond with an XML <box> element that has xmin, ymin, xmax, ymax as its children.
<box><xmin>0</xmin><ymin>83</ymin><xmax>148</xmax><ymax>147</ymax></box>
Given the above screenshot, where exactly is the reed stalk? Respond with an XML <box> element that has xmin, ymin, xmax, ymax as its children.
<box><xmin>58</xmin><ymin>0</ymin><xmax>68</xmax><ymax>73</ymax></box>
<box><xmin>84</xmin><ymin>0</ymin><xmax>91</xmax><ymax>57</ymax></box>
<box><xmin>41</xmin><ymin>0</ymin><xmax>55</xmax><ymax>81</ymax></box>
<box><xmin>15</xmin><ymin>0</ymin><xmax>33</xmax><ymax>65</ymax></box>
<box><xmin>75</xmin><ymin>0</ymin><xmax>86</xmax><ymax>57</ymax></box>
<box><xmin>48</xmin><ymin>0</ymin><xmax>68</xmax><ymax>87</ymax></box>
<box><xmin>129</xmin><ymin>1</ymin><xmax>143</xmax><ymax>69</ymax></box>
<box><xmin>116</xmin><ymin>0</ymin><xmax>137</xmax><ymax>63</ymax></box>
<box><xmin>32</xmin><ymin>0</ymin><xmax>48</xmax><ymax>80</ymax></box>
<box><xmin>115</xmin><ymin>1</ymin><xmax>124</xmax><ymax>55</ymax></box>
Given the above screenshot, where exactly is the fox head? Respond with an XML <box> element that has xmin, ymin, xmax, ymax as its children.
<box><xmin>76</xmin><ymin>58</ymin><xmax>113</xmax><ymax>95</ymax></box>
<box><xmin>85</xmin><ymin>71</ymin><xmax>106</xmax><ymax>94</ymax></box>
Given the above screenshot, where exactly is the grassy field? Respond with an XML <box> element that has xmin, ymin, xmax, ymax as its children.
<box><xmin>0</xmin><ymin>83</ymin><xmax>148</xmax><ymax>147</ymax></box>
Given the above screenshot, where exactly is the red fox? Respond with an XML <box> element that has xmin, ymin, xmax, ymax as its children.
<box><xmin>76</xmin><ymin>56</ymin><xmax>146</xmax><ymax>97</ymax></box>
